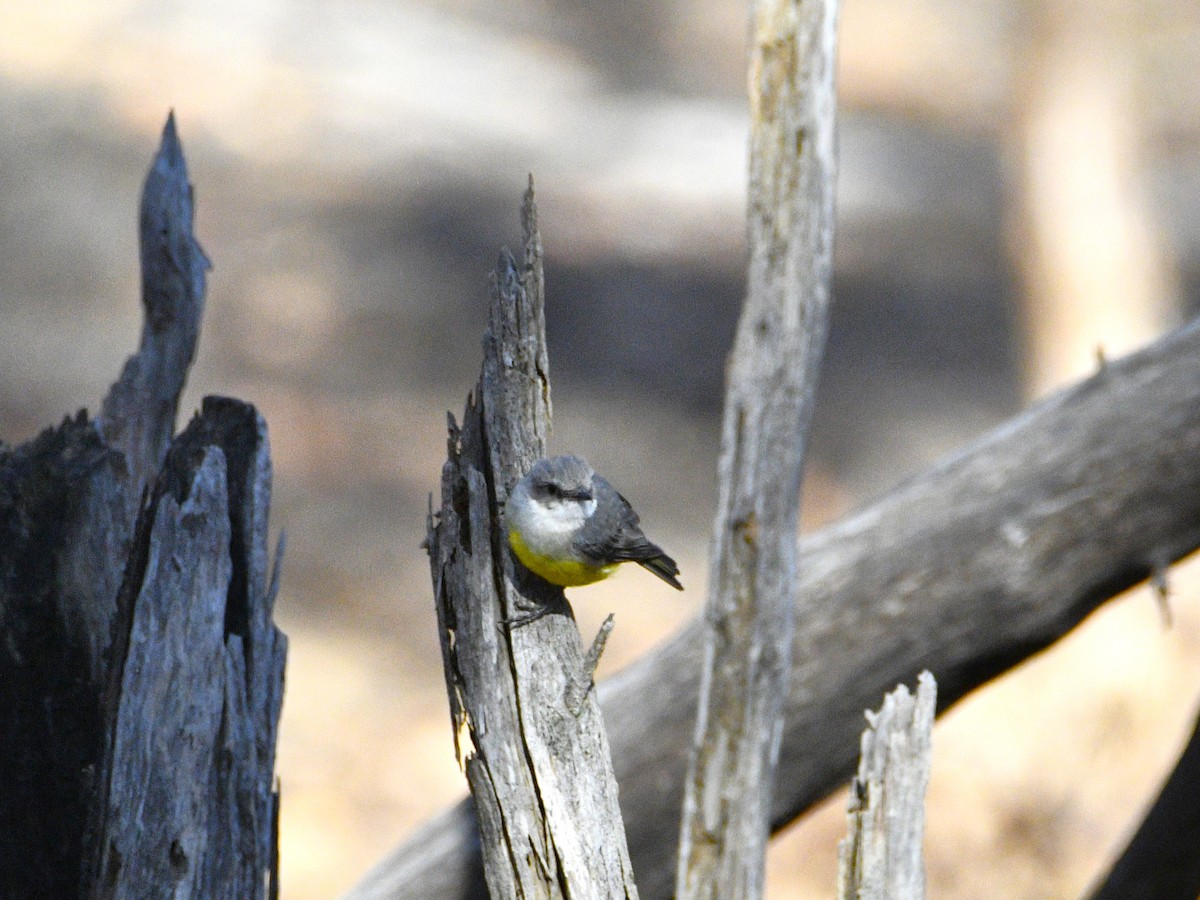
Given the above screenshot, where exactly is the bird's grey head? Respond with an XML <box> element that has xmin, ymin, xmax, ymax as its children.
<box><xmin>525</xmin><ymin>455</ymin><xmax>596</xmax><ymax>508</ymax></box>
<box><xmin>508</xmin><ymin>455</ymin><xmax>598</xmax><ymax>544</ymax></box>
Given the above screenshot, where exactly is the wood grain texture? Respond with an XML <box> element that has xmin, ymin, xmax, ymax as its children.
<box><xmin>411</xmin><ymin>180</ymin><xmax>637</xmax><ymax>900</ymax></box>
<box><xmin>88</xmin><ymin>399</ymin><xmax>287</xmax><ymax>899</ymax></box>
<box><xmin>355</xmin><ymin>318</ymin><xmax>1200</xmax><ymax>900</ymax></box>
<box><xmin>0</xmin><ymin>115</ymin><xmax>285</xmax><ymax>899</ymax></box>
<box><xmin>838</xmin><ymin>672</ymin><xmax>936</xmax><ymax>900</ymax></box>
<box><xmin>0</xmin><ymin>114</ymin><xmax>209</xmax><ymax>898</ymax></box>
<box><xmin>676</xmin><ymin>0</ymin><xmax>838</xmax><ymax>896</ymax></box>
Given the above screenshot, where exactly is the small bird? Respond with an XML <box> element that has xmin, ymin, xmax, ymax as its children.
<box><xmin>506</xmin><ymin>455</ymin><xmax>683</xmax><ymax>591</ymax></box>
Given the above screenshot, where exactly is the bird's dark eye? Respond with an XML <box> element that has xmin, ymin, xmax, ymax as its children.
<box><xmin>545</xmin><ymin>484</ymin><xmax>560</xmax><ymax>497</ymax></box>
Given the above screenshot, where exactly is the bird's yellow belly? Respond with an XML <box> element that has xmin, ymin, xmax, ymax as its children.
<box><xmin>508</xmin><ymin>527</ymin><xmax>616</xmax><ymax>587</ymax></box>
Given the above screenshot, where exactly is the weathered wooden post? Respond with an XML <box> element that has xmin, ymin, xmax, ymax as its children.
<box><xmin>675</xmin><ymin>0</ymin><xmax>839</xmax><ymax>895</ymax></box>
<box><xmin>414</xmin><ymin>181</ymin><xmax>637</xmax><ymax>899</ymax></box>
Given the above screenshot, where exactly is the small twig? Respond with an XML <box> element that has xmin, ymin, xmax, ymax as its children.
<box><xmin>567</xmin><ymin>615</ymin><xmax>616</xmax><ymax>716</ymax></box>
<box><xmin>1151</xmin><ymin>565</ymin><xmax>1172</xmax><ymax>629</ymax></box>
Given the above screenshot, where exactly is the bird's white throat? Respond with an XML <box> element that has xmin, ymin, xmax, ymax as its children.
<box><xmin>508</xmin><ymin>488</ymin><xmax>595</xmax><ymax>560</ymax></box>
<box><xmin>525</xmin><ymin>495</ymin><xmax>595</xmax><ymax>533</ymax></box>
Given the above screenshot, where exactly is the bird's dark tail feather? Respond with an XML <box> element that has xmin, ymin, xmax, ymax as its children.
<box><xmin>638</xmin><ymin>554</ymin><xmax>683</xmax><ymax>590</ymax></box>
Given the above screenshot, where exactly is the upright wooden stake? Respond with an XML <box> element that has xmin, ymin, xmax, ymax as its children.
<box><xmin>676</xmin><ymin>0</ymin><xmax>840</xmax><ymax>895</ymax></box>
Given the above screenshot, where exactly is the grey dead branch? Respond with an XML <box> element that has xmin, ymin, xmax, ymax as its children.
<box><xmin>420</xmin><ymin>181</ymin><xmax>638</xmax><ymax>899</ymax></box>
<box><xmin>0</xmin><ymin>114</ymin><xmax>286</xmax><ymax>899</ymax></box>
<box><xmin>675</xmin><ymin>0</ymin><xmax>839</xmax><ymax>896</ymax></box>
<box><xmin>838</xmin><ymin>672</ymin><xmax>936</xmax><ymax>900</ymax></box>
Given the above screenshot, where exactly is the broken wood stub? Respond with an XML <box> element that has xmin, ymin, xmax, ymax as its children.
<box><xmin>0</xmin><ymin>114</ymin><xmax>286</xmax><ymax>899</ymax></box>
<box><xmin>88</xmin><ymin>398</ymin><xmax>286</xmax><ymax>899</ymax></box>
<box><xmin>422</xmin><ymin>179</ymin><xmax>638</xmax><ymax>900</ymax></box>
<box><xmin>838</xmin><ymin>671</ymin><xmax>936</xmax><ymax>900</ymax></box>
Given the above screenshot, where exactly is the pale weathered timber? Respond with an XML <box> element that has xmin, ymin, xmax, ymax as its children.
<box><xmin>412</xmin><ymin>180</ymin><xmax>637</xmax><ymax>900</ymax></box>
<box><xmin>675</xmin><ymin>0</ymin><xmax>839</xmax><ymax>896</ymax></box>
<box><xmin>1087</xmin><ymin>693</ymin><xmax>1200</xmax><ymax>900</ymax></box>
<box><xmin>353</xmin><ymin>317</ymin><xmax>1200</xmax><ymax>900</ymax></box>
<box><xmin>838</xmin><ymin>672</ymin><xmax>936</xmax><ymax>900</ymax></box>
<box><xmin>0</xmin><ymin>115</ymin><xmax>286</xmax><ymax>899</ymax></box>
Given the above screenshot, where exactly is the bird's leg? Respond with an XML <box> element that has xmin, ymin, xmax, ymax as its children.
<box><xmin>501</xmin><ymin>604</ymin><xmax>554</xmax><ymax>629</ymax></box>
<box><xmin>500</xmin><ymin>565</ymin><xmax>566</xmax><ymax>629</ymax></box>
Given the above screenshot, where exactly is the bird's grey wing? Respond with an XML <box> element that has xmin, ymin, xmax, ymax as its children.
<box><xmin>633</xmin><ymin>552</ymin><xmax>683</xmax><ymax>590</ymax></box>
<box><xmin>575</xmin><ymin>477</ymin><xmax>683</xmax><ymax>590</ymax></box>
<box><xmin>574</xmin><ymin>477</ymin><xmax>646</xmax><ymax>560</ymax></box>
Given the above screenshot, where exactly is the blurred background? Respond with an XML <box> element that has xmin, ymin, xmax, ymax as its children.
<box><xmin>2</xmin><ymin>0</ymin><xmax>1200</xmax><ymax>896</ymax></box>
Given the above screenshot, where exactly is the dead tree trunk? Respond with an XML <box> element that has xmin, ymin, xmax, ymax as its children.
<box><xmin>0</xmin><ymin>114</ymin><xmax>286</xmax><ymax>899</ymax></box>
<box><xmin>418</xmin><ymin>181</ymin><xmax>637</xmax><ymax>899</ymax></box>
<box><xmin>675</xmin><ymin>0</ymin><xmax>838</xmax><ymax>895</ymax></box>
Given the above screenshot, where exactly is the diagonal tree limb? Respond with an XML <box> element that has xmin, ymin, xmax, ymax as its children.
<box><xmin>676</xmin><ymin>0</ymin><xmax>839</xmax><ymax>895</ymax></box>
<box><xmin>353</xmin><ymin>317</ymin><xmax>1200</xmax><ymax>900</ymax></box>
